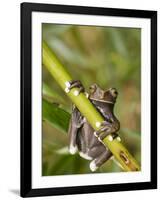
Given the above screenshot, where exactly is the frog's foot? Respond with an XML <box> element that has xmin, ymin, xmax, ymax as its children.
<box><xmin>94</xmin><ymin>121</ymin><xmax>119</xmax><ymax>141</ymax></box>
<box><xmin>94</xmin><ymin>121</ymin><xmax>111</xmax><ymax>137</ymax></box>
<box><xmin>89</xmin><ymin>159</ymin><xmax>99</xmax><ymax>172</ymax></box>
<box><xmin>89</xmin><ymin>150</ymin><xmax>112</xmax><ymax>172</ymax></box>
<box><xmin>65</xmin><ymin>80</ymin><xmax>85</xmax><ymax>95</ymax></box>
<box><xmin>79</xmin><ymin>151</ymin><xmax>93</xmax><ymax>160</ymax></box>
<box><xmin>69</xmin><ymin>144</ymin><xmax>78</xmax><ymax>155</ymax></box>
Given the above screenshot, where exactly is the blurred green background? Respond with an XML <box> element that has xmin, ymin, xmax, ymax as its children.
<box><xmin>42</xmin><ymin>24</ymin><xmax>141</xmax><ymax>176</ymax></box>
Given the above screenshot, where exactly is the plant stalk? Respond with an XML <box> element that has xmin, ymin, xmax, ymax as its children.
<box><xmin>43</xmin><ymin>41</ymin><xmax>140</xmax><ymax>171</ymax></box>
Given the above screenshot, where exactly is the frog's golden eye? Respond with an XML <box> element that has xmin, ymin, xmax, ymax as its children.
<box><xmin>109</xmin><ymin>88</ymin><xmax>118</xmax><ymax>97</ymax></box>
<box><xmin>89</xmin><ymin>84</ymin><xmax>97</xmax><ymax>93</ymax></box>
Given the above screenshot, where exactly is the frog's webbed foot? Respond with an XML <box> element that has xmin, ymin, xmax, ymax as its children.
<box><xmin>94</xmin><ymin>120</ymin><xmax>120</xmax><ymax>141</ymax></box>
<box><xmin>89</xmin><ymin>150</ymin><xmax>112</xmax><ymax>172</ymax></box>
<box><xmin>65</xmin><ymin>80</ymin><xmax>85</xmax><ymax>95</ymax></box>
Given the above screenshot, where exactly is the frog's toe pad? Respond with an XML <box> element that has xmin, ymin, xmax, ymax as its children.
<box><xmin>69</xmin><ymin>145</ymin><xmax>78</xmax><ymax>155</ymax></box>
<box><xmin>90</xmin><ymin>160</ymin><xmax>98</xmax><ymax>172</ymax></box>
<box><xmin>79</xmin><ymin>152</ymin><xmax>92</xmax><ymax>160</ymax></box>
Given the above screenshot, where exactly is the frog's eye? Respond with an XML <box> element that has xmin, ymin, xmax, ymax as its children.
<box><xmin>109</xmin><ymin>88</ymin><xmax>118</xmax><ymax>98</ymax></box>
<box><xmin>89</xmin><ymin>84</ymin><xmax>97</xmax><ymax>93</ymax></box>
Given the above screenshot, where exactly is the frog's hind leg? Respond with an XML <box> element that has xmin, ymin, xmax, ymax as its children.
<box><xmin>89</xmin><ymin>150</ymin><xmax>112</xmax><ymax>172</ymax></box>
<box><xmin>68</xmin><ymin>106</ymin><xmax>84</xmax><ymax>155</ymax></box>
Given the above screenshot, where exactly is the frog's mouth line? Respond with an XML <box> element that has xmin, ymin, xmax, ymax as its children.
<box><xmin>90</xmin><ymin>98</ymin><xmax>115</xmax><ymax>104</ymax></box>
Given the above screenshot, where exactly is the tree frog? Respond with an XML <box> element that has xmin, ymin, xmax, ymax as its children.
<box><xmin>67</xmin><ymin>80</ymin><xmax>120</xmax><ymax>171</ymax></box>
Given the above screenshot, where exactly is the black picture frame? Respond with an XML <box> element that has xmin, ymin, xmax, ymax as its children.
<box><xmin>21</xmin><ymin>2</ymin><xmax>157</xmax><ymax>197</ymax></box>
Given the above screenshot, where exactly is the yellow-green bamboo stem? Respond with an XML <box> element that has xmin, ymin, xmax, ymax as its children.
<box><xmin>43</xmin><ymin>41</ymin><xmax>140</xmax><ymax>172</ymax></box>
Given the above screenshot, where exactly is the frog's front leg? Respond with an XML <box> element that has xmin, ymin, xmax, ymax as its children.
<box><xmin>94</xmin><ymin>120</ymin><xmax>120</xmax><ymax>141</ymax></box>
<box><xmin>65</xmin><ymin>80</ymin><xmax>85</xmax><ymax>95</ymax></box>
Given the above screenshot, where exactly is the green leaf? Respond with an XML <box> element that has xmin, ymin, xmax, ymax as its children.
<box><xmin>43</xmin><ymin>99</ymin><xmax>71</xmax><ymax>133</ymax></box>
<box><xmin>48</xmin><ymin>155</ymin><xmax>73</xmax><ymax>175</ymax></box>
<box><xmin>43</xmin><ymin>82</ymin><xmax>66</xmax><ymax>104</ymax></box>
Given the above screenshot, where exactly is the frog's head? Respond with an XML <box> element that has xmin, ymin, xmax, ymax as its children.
<box><xmin>89</xmin><ymin>84</ymin><xmax>118</xmax><ymax>104</ymax></box>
